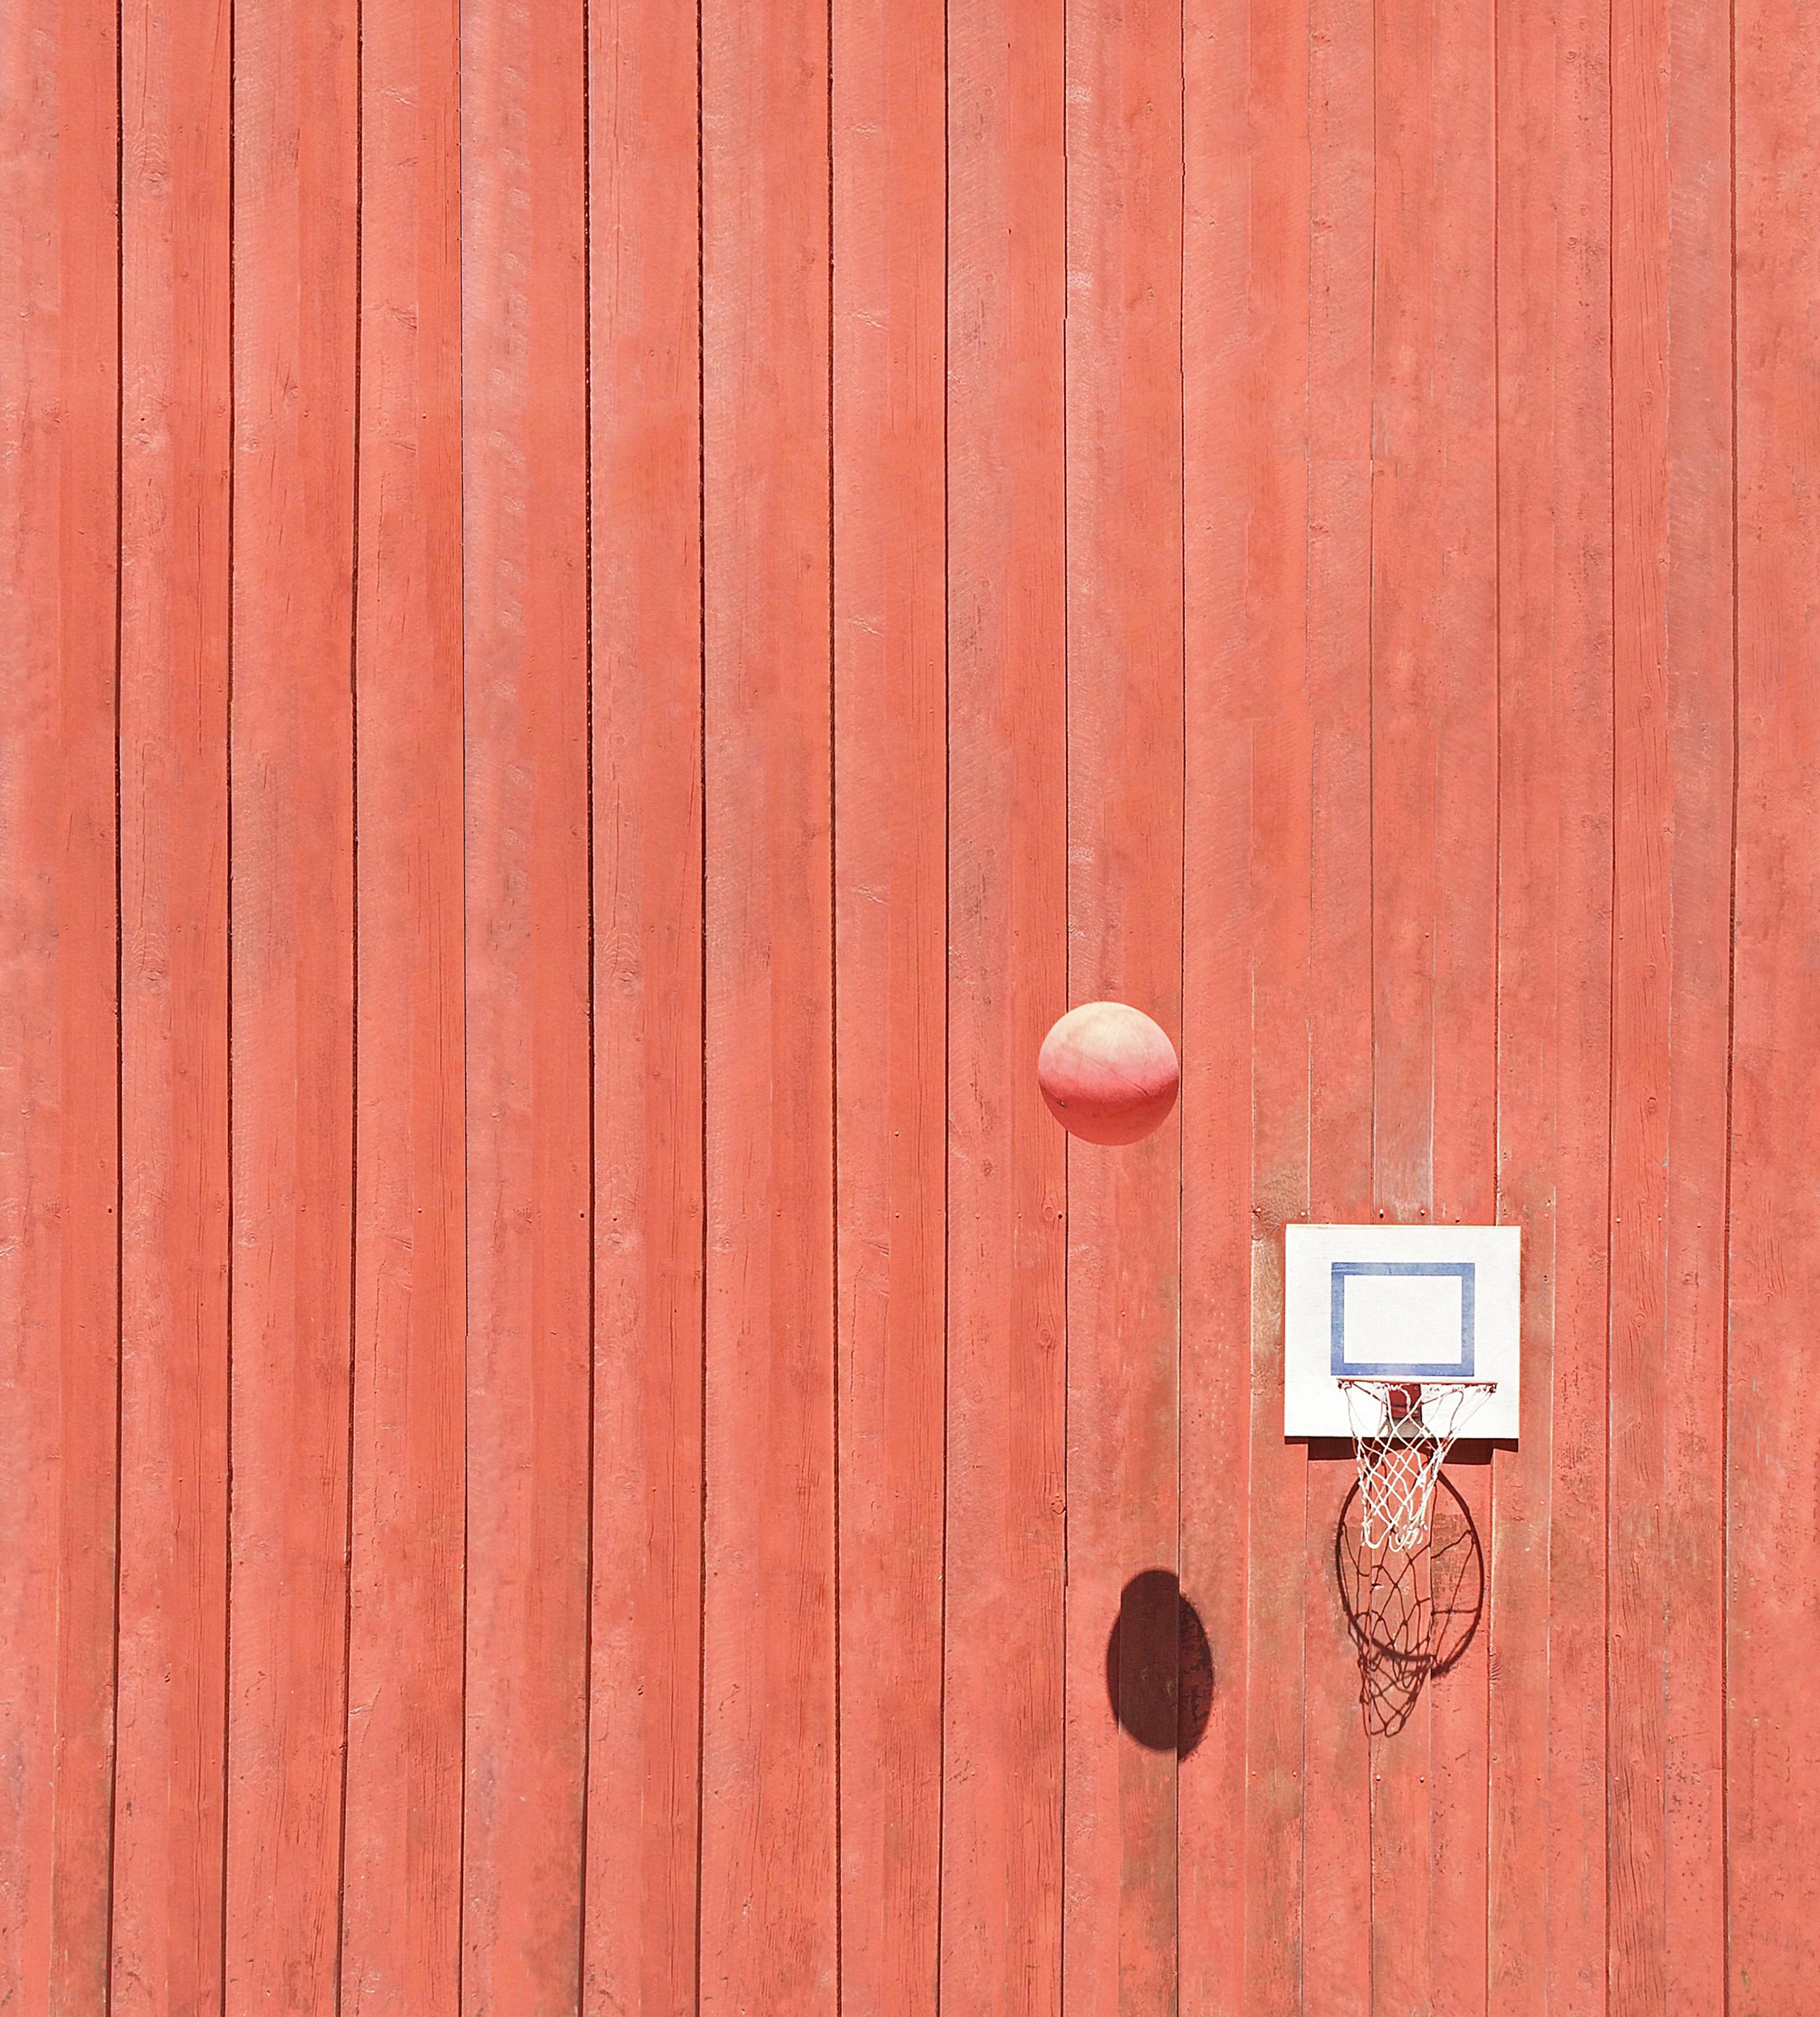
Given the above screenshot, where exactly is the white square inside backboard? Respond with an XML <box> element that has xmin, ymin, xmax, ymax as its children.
<box><xmin>1284</xmin><ymin>1223</ymin><xmax>1521</xmax><ymax>1440</ymax></box>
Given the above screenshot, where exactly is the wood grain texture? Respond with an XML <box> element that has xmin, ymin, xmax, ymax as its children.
<box><xmin>112</xmin><ymin>0</ymin><xmax>231</xmax><ymax>2006</ymax></box>
<box><xmin>940</xmin><ymin>0</ymin><xmax>1067</xmax><ymax>2008</ymax></box>
<box><xmin>1730</xmin><ymin>0</ymin><xmax>1820</xmax><ymax>1999</ymax></box>
<box><xmin>1299</xmin><ymin>0</ymin><xmax>1377</xmax><ymax>2000</ymax></box>
<box><xmin>7</xmin><ymin>11</ymin><xmax>1812</xmax><ymax>2008</ymax></box>
<box><xmin>0</xmin><ymin>0</ymin><xmax>120</xmax><ymax>2005</ymax></box>
<box><xmin>1195</xmin><ymin>0</ymin><xmax>1317</xmax><ymax>2006</ymax></box>
<box><xmin>459</xmin><ymin>0</ymin><xmax>594</xmax><ymax>2006</ymax></box>
<box><xmin>1060</xmin><ymin>0</ymin><xmax>1184</xmax><ymax>2010</ymax></box>
<box><xmin>697</xmin><ymin>0</ymin><xmax>838</xmax><ymax>2007</ymax></box>
<box><xmin>224</xmin><ymin>0</ymin><xmax>358</xmax><ymax>2002</ymax></box>
<box><xmin>1489</xmin><ymin>0</ymin><xmax>1614</xmax><ymax>2005</ymax></box>
<box><xmin>1178</xmin><ymin>0</ymin><xmax>1277</xmax><ymax>2002</ymax></box>
<box><xmin>1368</xmin><ymin>0</ymin><xmax>1499</xmax><ymax>2002</ymax></box>
<box><xmin>831</xmin><ymin>0</ymin><xmax>948</xmax><ymax>2006</ymax></box>
<box><xmin>1242</xmin><ymin>767</ymin><xmax>1314</xmax><ymax>2017</ymax></box>
<box><xmin>583</xmin><ymin>0</ymin><xmax>704</xmax><ymax>2009</ymax></box>
<box><xmin>341</xmin><ymin>0</ymin><xmax>467</xmax><ymax>2004</ymax></box>
<box><xmin>1609</xmin><ymin>0</ymin><xmax>1734</xmax><ymax>2002</ymax></box>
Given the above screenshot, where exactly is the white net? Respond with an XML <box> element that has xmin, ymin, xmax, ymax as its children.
<box><xmin>1338</xmin><ymin>1378</ymin><xmax>1496</xmax><ymax>1552</ymax></box>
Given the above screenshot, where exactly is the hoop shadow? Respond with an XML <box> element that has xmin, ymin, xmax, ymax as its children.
<box><xmin>1332</xmin><ymin>1471</ymin><xmax>1484</xmax><ymax>1738</ymax></box>
<box><xmin>1104</xmin><ymin>1569</ymin><xmax>1215</xmax><ymax>1759</ymax></box>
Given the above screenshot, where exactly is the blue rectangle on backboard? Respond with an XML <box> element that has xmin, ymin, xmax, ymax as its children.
<box><xmin>1329</xmin><ymin>1259</ymin><xmax>1477</xmax><ymax>1378</ymax></box>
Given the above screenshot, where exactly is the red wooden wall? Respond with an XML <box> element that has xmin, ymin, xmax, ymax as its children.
<box><xmin>2</xmin><ymin>0</ymin><xmax>1817</xmax><ymax>2010</ymax></box>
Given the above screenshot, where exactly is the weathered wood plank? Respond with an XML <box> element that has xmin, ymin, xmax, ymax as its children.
<box><xmin>830</xmin><ymin>0</ymin><xmax>949</xmax><ymax>2004</ymax></box>
<box><xmin>1608</xmin><ymin>0</ymin><xmax>1734</xmax><ymax>1999</ymax></box>
<box><xmin>1301</xmin><ymin>0</ymin><xmax>1377</xmax><ymax>1989</ymax></box>
<box><xmin>112</xmin><ymin>0</ymin><xmax>230</xmax><ymax>2004</ymax></box>
<box><xmin>583</xmin><ymin>0</ymin><xmax>704</xmax><ymax>2009</ymax></box>
<box><xmin>1182</xmin><ymin>0</ymin><xmax>1315</xmax><ymax>2007</ymax></box>
<box><xmin>460</xmin><ymin>0</ymin><xmax>594</xmax><ymax>2003</ymax></box>
<box><xmin>1729</xmin><ymin>0</ymin><xmax>1820</xmax><ymax>1999</ymax></box>
<box><xmin>941</xmin><ymin>0</ymin><xmax>1069</xmax><ymax>2004</ymax></box>
<box><xmin>224</xmin><ymin>0</ymin><xmax>359</xmax><ymax>1999</ymax></box>
<box><xmin>1368</xmin><ymin>0</ymin><xmax>1499</xmax><ymax>2000</ymax></box>
<box><xmin>1489</xmin><ymin>0</ymin><xmax>1614</xmax><ymax>2004</ymax></box>
<box><xmin>1181</xmin><ymin>0</ymin><xmax>1290</xmax><ymax>2003</ymax></box>
<box><xmin>697</xmin><ymin>0</ymin><xmax>838</xmax><ymax>2005</ymax></box>
<box><xmin>1060</xmin><ymin>0</ymin><xmax>1186</xmax><ymax>2008</ymax></box>
<box><xmin>0</xmin><ymin>0</ymin><xmax>120</xmax><ymax>2001</ymax></box>
<box><xmin>341</xmin><ymin>0</ymin><xmax>467</xmax><ymax>2001</ymax></box>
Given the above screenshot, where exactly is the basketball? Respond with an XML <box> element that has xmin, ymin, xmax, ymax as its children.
<box><xmin>1036</xmin><ymin>1001</ymin><xmax>1180</xmax><ymax>1146</ymax></box>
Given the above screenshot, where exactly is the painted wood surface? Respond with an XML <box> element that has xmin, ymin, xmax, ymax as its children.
<box><xmin>1730</xmin><ymin>0</ymin><xmax>1820</xmax><ymax>2004</ymax></box>
<box><xmin>697</xmin><ymin>0</ymin><xmax>838</xmax><ymax>2009</ymax></box>
<box><xmin>1370</xmin><ymin>1</ymin><xmax>1501</xmax><ymax>2006</ymax></box>
<box><xmin>1609</xmin><ymin>0</ymin><xmax>1734</xmax><ymax>2006</ymax></box>
<box><xmin>1062</xmin><ymin>2</ymin><xmax>1185</xmax><ymax>2012</ymax></box>
<box><xmin>1491</xmin><ymin>0</ymin><xmax>1614</xmax><ymax>2007</ymax></box>
<box><xmin>224</xmin><ymin>0</ymin><xmax>359</xmax><ymax>2005</ymax></box>
<box><xmin>831</xmin><ymin>0</ymin><xmax>948</xmax><ymax>2006</ymax></box>
<box><xmin>343</xmin><ymin>0</ymin><xmax>467</xmax><ymax>2004</ymax></box>
<box><xmin>7</xmin><ymin>2</ymin><xmax>1820</xmax><ymax>2010</ymax></box>
<box><xmin>459</xmin><ymin>0</ymin><xmax>593</xmax><ymax>2007</ymax></box>
<box><xmin>112</xmin><ymin>0</ymin><xmax>231</xmax><ymax>2006</ymax></box>
<box><xmin>1181</xmin><ymin>2</ymin><xmax>1310</xmax><ymax>2010</ymax></box>
<box><xmin>0</xmin><ymin>0</ymin><xmax>119</xmax><ymax>2009</ymax></box>
<box><xmin>584</xmin><ymin>0</ymin><xmax>704</xmax><ymax>2008</ymax></box>
<box><xmin>941</xmin><ymin>2</ymin><xmax>1068</xmax><ymax>2012</ymax></box>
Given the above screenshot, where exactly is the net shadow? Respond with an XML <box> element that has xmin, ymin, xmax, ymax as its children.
<box><xmin>1332</xmin><ymin>1470</ymin><xmax>1484</xmax><ymax>1737</ymax></box>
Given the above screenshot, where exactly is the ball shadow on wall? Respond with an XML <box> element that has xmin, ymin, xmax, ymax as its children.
<box><xmin>1104</xmin><ymin>1569</ymin><xmax>1215</xmax><ymax>1759</ymax></box>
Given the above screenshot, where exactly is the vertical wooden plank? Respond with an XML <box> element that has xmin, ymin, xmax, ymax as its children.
<box><xmin>0</xmin><ymin>0</ymin><xmax>120</xmax><ymax>2005</ymax></box>
<box><xmin>1614</xmin><ymin>0</ymin><xmax>1670</xmax><ymax>2001</ymax></box>
<box><xmin>830</xmin><ymin>0</ymin><xmax>948</xmax><ymax>2007</ymax></box>
<box><xmin>340</xmin><ymin>0</ymin><xmax>466</xmax><ymax>2005</ymax></box>
<box><xmin>1246</xmin><ymin>6</ymin><xmax>1316</xmax><ymax>2013</ymax></box>
<box><xmin>1654</xmin><ymin>729</ymin><xmax>1732</xmax><ymax>1977</ymax></box>
<box><xmin>112</xmin><ymin>0</ymin><xmax>231</xmax><ymax>2006</ymax></box>
<box><xmin>1059</xmin><ymin>0</ymin><xmax>1184</xmax><ymax>2007</ymax></box>
<box><xmin>1180</xmin><ymin>0</ymin><xmax>1266</xmax><ymax>2004</ymax></box>
<box><xmin>1181</xmin><ymin>0</ymin><xmax>1313</xmax><ymax>2007</ymax></box>
<box><xmin>940</xmin><ymin>0</ymin><xmax>1068</xmax><ymax>2004</ymax></box>
<box><xmin>1605</xmin><ymin>8</ymin><xmax>1671</xmax><ymax>1987</ymax></box>
<box><xmin>1176</xmin><ymin>259</ymin><xmax>1253</xmax><ymax>2013</ymax></box>
<box><xmin>1368</xmin><ymin>0</ymin><xmax>1499</xmax><ymax>2004</ymax></box>
<box><xmin>1488</xmin><ymin>0</ymin><xmax>1613</xmax><ymax>2004</ymax></box>
<box><xmin>1608</xmin><ymin>0</ymin><xmax>1734</xmax><ymax>2000</ymax></box>
<box><xmin>1301</xmin><ymin>0</ymin><xmax>1378</xmax><ymax>1996</ymax></box>
<box><xmin>583</xmin><ymin>0</ymin><xmax>704</xmax><ymax>2010</ymax></box>
<box><xmin>225</xmin><ymin>0</ymin><xmax>358</xmax><ymax>2000</ymax></box>
<box><xmin>697</xmin><ymin>0</ymin><xmax>837</xmax><ymax>2006</ymax></box>
<box><xmin>460</xmin><ymin>0</ymin><xmax>593</xmax><ymax>2002</ymax></box>
<box><xmin>1729</xmin><ymin>0</ymin><xmax>1820</xmax><ymax>2001</ymax></box>
<box><xmin>1242</xmin><ymin>737</ymin><xmax>1315</xmax><ymax>2017</ymax></box>
<box><xmin>1061</xmin><ymin>7</ymin><xmax>1185</xmax><ymax>2016</ymax></box>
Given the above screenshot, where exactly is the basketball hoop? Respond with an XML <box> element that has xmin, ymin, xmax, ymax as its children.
<box><xmin>1336</xmin><ymin>1378</ymin><xmax>1496</xmax><ymax>1552</ymax></box>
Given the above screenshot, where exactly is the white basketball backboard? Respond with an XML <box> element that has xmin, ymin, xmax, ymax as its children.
<box><xmin>1284</xmin><ymin>1223</ymin><xmax>1521</xmax><ymax>1440</ymax></box>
